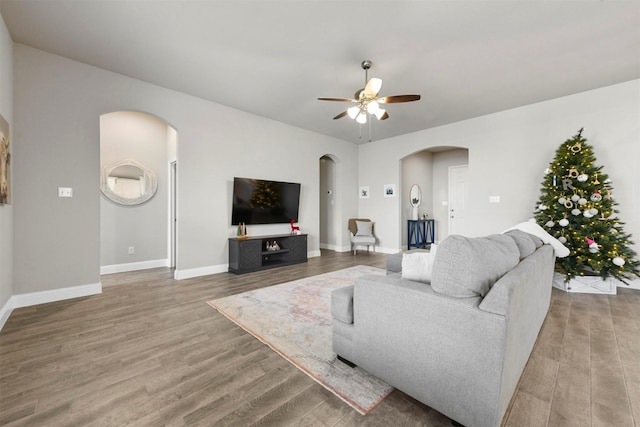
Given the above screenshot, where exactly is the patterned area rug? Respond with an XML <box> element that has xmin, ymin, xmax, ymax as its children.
<box><xmin>207</xmin><ymin>265</ymin><xmax>393</xmax><ymax>415</ymax></box>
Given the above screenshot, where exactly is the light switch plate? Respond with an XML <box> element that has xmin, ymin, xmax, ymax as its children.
<box><xmin>489</xmin><ymin>195</ymin><xmax>500</xmax><ymax>203</ymax></box>
<box><xmin>58</xmin><ymin>187</ymin><xmax>73</xmax><ymax>197</ymax></box>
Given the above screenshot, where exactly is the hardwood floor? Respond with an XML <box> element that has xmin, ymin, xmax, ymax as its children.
<box><xmin>1</xmin><ymin>250</ymin><xmax>638</xmax><ymax>426</ymax></box>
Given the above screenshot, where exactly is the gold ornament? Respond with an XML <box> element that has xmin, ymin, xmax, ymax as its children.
<box><xmin>570</xmin><ymin>142</ymin><xmax>582</xmax><ymax>153</ymax></box>
<box><xmin>568</xmin><ymin>168</ymin><xmax>579</xmax><ymax>178</ymax></box>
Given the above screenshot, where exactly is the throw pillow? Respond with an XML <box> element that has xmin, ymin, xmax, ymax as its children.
<box><xmin>431</xmin><ymin>234</ymin><xmax>520</xmax><ymax>298</ymax></box>
<box><xmin>355</xmin><ymin>220</ymin><xmax>373</xmax><ymax>236</ymax></box>
<box><xmin>401</xmin><ymin>251</ymin><xmax>435</xmax><ymax>283</ymax></box>
<box><xmin>503</xmin><ymin>220</ymin><xmax>569</xmax><ymax>257</ymax></box>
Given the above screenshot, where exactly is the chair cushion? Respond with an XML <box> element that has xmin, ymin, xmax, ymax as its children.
<box><xmin>351</xmin><ymin>235</ymin><xmax>375</xmax><ymax>244</ymax></box>
<box><xmin>331</xmin><ymin>286</ymin><xmax>354</xmax><ymax>324</ymax></box>
<box><xmin>431</xmin><ymin>234</ymin><xmax>519</xmax><ymax>298</ymax></box>
<box><xmin>355</xmin><ymin>220</ymin><xmax>374</xmax><ymax>236</ymax></box>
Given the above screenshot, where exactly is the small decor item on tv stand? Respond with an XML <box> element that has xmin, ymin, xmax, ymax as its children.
<box><xmin>237</xmin><ymin>222</ymin><xmax>248</xmax><ymax>239</ymax></box>
<box><xmin>290</xmin><ymin>219</ymin><xmax>301</xmax><ymax>235</ymax></box>
<box><xmin>266</xmin><ymin>241</ymin><xmax>281</xmax><ymax>251</ymax></box>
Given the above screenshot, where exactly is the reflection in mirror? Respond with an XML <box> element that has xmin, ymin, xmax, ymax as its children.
<box><xmin>101</xmin><ymin>159</ymin><xmax>157</xmax><ymax>206</ymax></box>
<box><xmin>410</xmin><ymin>184</ymin><xmax>422</xmax><ymax>207</ymax></box>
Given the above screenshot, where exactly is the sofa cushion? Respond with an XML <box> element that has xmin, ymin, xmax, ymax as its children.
<box><xmin>401</xmin><ymin>244</ymin><xmax>438</xmax><ymax>283</ymax></box>
<box><xmin>331</xmin><ymin>286</ymin><xmax>354</xmax><ymax>324</ymax></box>
<box><xmin>431</xmin><ymin>234</ymin><xmax>520</xmax><ymax>298</ymax></box>
<box><xmin>504</xmin><ymin>229</ymin><xmax>537</xmax><ymax>259</ymax></box>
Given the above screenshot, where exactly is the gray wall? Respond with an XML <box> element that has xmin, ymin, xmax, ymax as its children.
<box><xmin>359</xmin><ymin>80</ymin><xmax>640</xmax><ymax>257</ymax></box>
<box><xmin>0</xmin><ymin>14</ymin><xmax>12</xmax><ymax>311</ymax></box>
<box><xmin>12</xmin><ymin>44</ymin><xmax>358</xmax><ymax>294</ymax></box>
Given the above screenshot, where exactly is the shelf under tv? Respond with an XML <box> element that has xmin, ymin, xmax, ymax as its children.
<box><xmin>228</xmin><ymin>233</ymin><xmax>307</xmax><ymax>274</ymax></box>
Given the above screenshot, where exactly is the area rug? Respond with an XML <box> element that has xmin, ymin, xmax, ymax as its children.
<box><xmin>207</xmin><ymin>265</ymin><xmax>393</xmax><ymax>415</ymax></box>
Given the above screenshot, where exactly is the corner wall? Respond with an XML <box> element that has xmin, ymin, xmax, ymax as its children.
<box><xmin>0</xmin><ymin>12</ymin><xmax>13</xmax><ymax>326</ymax></box>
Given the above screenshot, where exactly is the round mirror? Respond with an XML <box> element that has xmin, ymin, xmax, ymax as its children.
<box><xmin>101</xmin><ymin>159</ymin><xmax>157</xmax><ymax>206</ymax></box>
<box><xmin>410</xmin><ymin>184</ymin><xmax>422</xmax><ymax>207</ymax></box>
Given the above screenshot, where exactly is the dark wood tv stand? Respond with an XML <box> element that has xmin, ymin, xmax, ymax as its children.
<box><xmin>228</xmin><ymin>233</ymin><xmax>307</xmax><ymax>274</ymax></box>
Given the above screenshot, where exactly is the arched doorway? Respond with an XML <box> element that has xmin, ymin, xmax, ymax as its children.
<box><xmin>319</xmin><ymin>155</ymin><xmax>338</xmax><ymax>251</ymax></box>
<box><xmin>99</xmin><ymin>111</ymin><xmax>178</xmax><ymax>274</ymax></box>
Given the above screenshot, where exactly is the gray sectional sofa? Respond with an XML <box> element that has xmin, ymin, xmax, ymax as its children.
<box><xmin>331</xmin><ymin>230</ymin><xmax>556</xmax><ymax>427</ymax></box>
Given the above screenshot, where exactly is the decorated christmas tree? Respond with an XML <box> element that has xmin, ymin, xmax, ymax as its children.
<box><xmin>533</xmin><ymin>128</ymin><xmax>640</xmax><ymax>284</ymax></box>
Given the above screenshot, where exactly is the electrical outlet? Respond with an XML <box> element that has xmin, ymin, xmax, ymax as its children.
<box><xmin>489</xmin><ymin>196</ymin><xmax>501</xmax><ymax>203</ymax></box>
<box><xmin>128</xmin><ymin>246</ymin><xmax>135</xmax><ymax>255</ymax></box>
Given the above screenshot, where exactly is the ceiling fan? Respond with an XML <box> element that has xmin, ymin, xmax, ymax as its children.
<box><xmin>318</xmin><ymin>60</ymin><xmax>421</xmax><ymax>125</ymax></box>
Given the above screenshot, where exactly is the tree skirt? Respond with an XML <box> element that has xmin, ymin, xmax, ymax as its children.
<box><xmin>207</xmin><ymin>265</ymin><xmax>393</xmax><ymax>415</ymax></box>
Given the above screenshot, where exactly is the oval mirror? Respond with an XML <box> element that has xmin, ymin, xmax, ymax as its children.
<box><xmin>101</xmin><ymin>159</ymin><xmax>157</xmax><ymax>206</ymax></box>
<box><xmin>410</xmin><ymin>184</ymin><xmax>422</xmax><ymax>207</ymax></box>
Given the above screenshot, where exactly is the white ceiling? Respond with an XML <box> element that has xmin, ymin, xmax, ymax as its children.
<box><xmin>1</xmin><ymin>1</ymin><xmax>639</xmax><ymax>144</ymax></box>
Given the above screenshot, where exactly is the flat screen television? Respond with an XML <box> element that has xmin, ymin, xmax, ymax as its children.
<box><xmin>231</xmin><ymin>177</ymin><xmax>301</xmax><ymax>225</ymax></box>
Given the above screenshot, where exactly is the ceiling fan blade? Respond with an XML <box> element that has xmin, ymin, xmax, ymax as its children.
<box><xmin>318</xmin><ymin>97</ymin><xmax>356</xmax><ymax>102</ymax></box>
<box><xmin>379</xmin><ymin>111</ymin><xmax>389</xmax><ymax>120</ymax></box>
<box><xmin>363</xmin><ymin>78</ymin><xmax>382</xmax><ymax>98</ymax></box>
<box><xmin>333</xmin><ymin>111</ymin><xmax>348</xmax><ymax>120</ymax></box>
<box><xmin>378</xmin><ymin>94</ymin><xmax>421</xmax><ymax>104</ymax></box>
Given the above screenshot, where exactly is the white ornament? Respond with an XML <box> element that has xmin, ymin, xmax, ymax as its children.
<box><xmin>558</xmin><ymin>236</ymin><xmax>567</xmax><ymax>244</ymax></box>
<box><xmin>590</xmin><ymin>193</ymin><xmax>602</xmax><ymax>202</ymax></box>
<box><xmin>589</xmin><ymin>208</ymin><xmax>598</xmax><ymax>215</ymax></box>
<box><xmin>577</xmin><ymin>174</ymin><xmax>589</xmax><ymax>182</ymax></box>
<box><xmin>571</xmin><ymin>208</ymin><xmax>582</xmax><ymax>216</ymax></box>
<box><xmin>539</xmin><ymin>204</ymin><xmax>548</xmax><ymax>211</ymax></box>
<box><xmin>559</xmin><ymin>218</ymin><xmax>569</xmax><ymax>227</ymax></box>
<box><xmin>612</xmin><ymin>257</ymin><xmax>625</xmax><ymax>266</ymax></box>
<box><xmin>545</xmin><ymin>220</ymin><xmax>555</xmax><ymax>228</ymax></box>
<box><xmin>608</xmin><ymin>213</ymin><xmax>617</xmax><ymax>220</ymax></box>
<box><xmin>558</xmin><ymin>197</ymin><xmax>566</xmax><ymax>204</ymax></box>
<box><xmin>589</xmin><ymin>247</ymin><xmax>599</xmax><ymax>253</ymax></box>
<box><xmin>583</xmin><ymin>211</ymin><xmax>594</xmax><ymax>218</ymax></box>
<box><xmin>604</xmin><ymin>178</ymin><xmax>612</xmax><ymax>184</ymax></box>
<box><xmin>544</xmin><ymin>168</ymin><xmax>551</xmax><ymax>174</ymax></box>
<box><xmin>571</xmin><ymin>194</ymin><xmax>580</xmax><ymax>202</ymax></box>
<box><xmin>578</xmin><ymin>198</ymin><xmax>588</xmax><ymax>205</ymax></box>
<box><xmin>610</xmin><ymin>228</ymin><xmax>618</xmax><ymax>234</ymax></box>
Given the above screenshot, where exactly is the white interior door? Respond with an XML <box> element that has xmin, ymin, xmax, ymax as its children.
<box><xmin>448</xmin><ymin>165</ymin><xmax>468</xmax><ymax>236</ymax></box>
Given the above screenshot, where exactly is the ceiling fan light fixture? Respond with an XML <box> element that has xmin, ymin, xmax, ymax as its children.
<box><xmin>367</xmin><ymin>100</ymin><xmax>380</xmax><ymax>115</ymax></box>
<box><xmin>374</xmin><ymin>108</ymin><xmax>386</xmax><ymax>120</ymax></box>
<box><xmin>347</xmin><ymin>106</ymin><xmax>360</xmax><ymax>119</ymax></box>
<box><xmin>356</xmin><ymin>112</ymin><xmax>367</xmax><ymax>124</ymax></box>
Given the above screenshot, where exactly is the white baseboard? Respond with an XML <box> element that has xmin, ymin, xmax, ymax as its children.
<box><xmin>0</xmin><ymin>282</ymin><xmax>102</xmax><ymax>332</ymax></box>
<box><xmin>174</xmin><ymin>264</ymin><xmax>228</xmax><ymax>280</ymax></box>
<box><xmin>101</xmin><ymin>259</ymin><xmax>169</xmax><ymax>275</ymax></box>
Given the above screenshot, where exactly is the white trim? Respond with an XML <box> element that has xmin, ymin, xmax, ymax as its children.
<box><xmin>619</xmin><ymin>278</ymin><xmax>640</xmax><ymax>290</ymax></box>
<box><xmin>0</xmin><ymin>282</ymin><xmax>102</xmax><ymax>331</ymax></box>
<box><xmin>100</xmin><ymin>259</ymin><xmax>169</xmax><ymax>275</ymax></box>
<box><xmin>174</xmin><ymin>264</ymin><xmax>228</xmax><ymax>280</ymax></box>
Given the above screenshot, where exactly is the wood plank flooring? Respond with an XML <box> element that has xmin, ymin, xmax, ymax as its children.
<box><xmin>1</xmin><ymin>250</ymin><xmax>639</xmax><ymax>426</ymax></box>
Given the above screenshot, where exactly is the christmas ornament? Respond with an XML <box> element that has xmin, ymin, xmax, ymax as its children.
<box><xmin>590</xmin><ymin>191</ymin><xmax>602</xmax><ymax>202</ymax></box>
<box><xmin>612</xmin><ymin>257</ymin><xmax>625</xmax><ymax>266</ymax></box>
<box><xmin>545</xmin><ymin>220</ymin><xmax>555</xmax><ymax>228</ymax></box>
<box><xmin>577</xmin><ymin>173</ymin><xmax>588</xmax><ymax>182</ymax></box>
<box><xmin>559</xmin><ymin>218</ymin><xmax>569</xmax><ymax>227</ymax></box>
<box><xmin>585</xmin><ymin>237</ymin><xmax>599</xmax><ymax>253</ymax></box>
<box><xmin>568</xmin><ymin>168</ymin><xmax>579</xmax><ymax>178</ymax></box>
<box><xmin>564</xmin><ymin>200</ymin><xmax>574</xmax><ymax>208</ymax></box>
<box><xmin>569</xmin><ymin>142</ymin><xmax>582</xmax><ymax>153</ymax></box>
<box><xmin>593</xmin><ymin>173</ymin><xmax>600</xmax><ymax>184</ymax></box>
<box><xmin>558</xmin><ymin>236</ymin><xmax>567</xmax><ymax>244</ymax></box>
<box><xmin>583</xmin><ymin>210</ymin><xmax>594</xmax><ymax>218</ymax></box>
<box><xmin>558</xmin><ymin>197</ymin><xmax>566</xmax><ymax>204</ymax></box>
<box><xmin>571</xmin><ymin>208</ymin><xmax>582</xmax><ymax>216</ymax></box>
<box><xmin>589</xmin><ymin>208</ymin><xmax>598</xmax><ymax>216</ymax></box>
<box><xmin>578</xmin><ymin>198</ymin><xmax>587</xmax><ymax>205</ymax></box>
<box><xmin>571</xmin><ymin>194</ymin><xmax>580</xmax><ymax>202</ymax></box>
<box><xmin>538</xmin><ymin>204</ymin><xmax>548</xmax><ymax>210</ymax></box>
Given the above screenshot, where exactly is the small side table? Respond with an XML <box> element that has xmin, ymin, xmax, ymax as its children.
<box><xmin>407</xmin><ymin>219</ymin><xmax>435</xmax><ymax>250</ymax></box>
